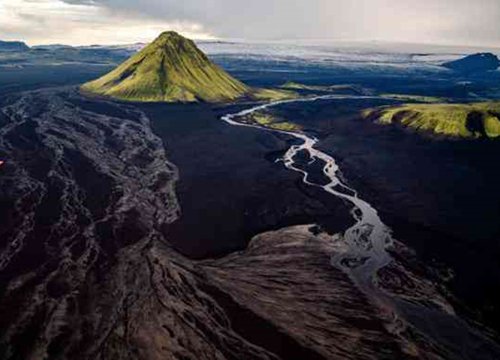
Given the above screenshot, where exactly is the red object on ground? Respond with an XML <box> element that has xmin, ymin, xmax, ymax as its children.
<box><xmin>0</xmin><ymin>161</ymin><xmax>4</xmax><ymax>167</ymax></box>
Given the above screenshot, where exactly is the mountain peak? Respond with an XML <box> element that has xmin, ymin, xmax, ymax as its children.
<box><xmin>152</xmin><ymin>31</ymin><xmax>192</xmax><ymax>47</ymax></box>
<box><xmin>81</xmin><ymin>31</ymin><xmax>250</xmax><ymax>103</ymax></box>
<box><xmin>156</xmin><ymin>31</ymin><xmax>184</xmax><ymax>41</ymax></box>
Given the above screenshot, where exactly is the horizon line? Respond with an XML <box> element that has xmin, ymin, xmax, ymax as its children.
<box><xmin>4</xmin><ymin>35</ymin><xmax>500</xmax><ymax>51</ymax></box>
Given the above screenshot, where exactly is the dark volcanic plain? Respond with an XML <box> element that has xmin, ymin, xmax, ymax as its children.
<box><xmin>0</xmin><ymin>88</ymin><xmax>427</xmax><ymax>360</ymax></box>
<box><xmin>1</xmin><ymin>46</ymin><xmax>500</xmax><ymax>359</ymax></box>
<box><xmin>141</xmin><ymin>102</ymin><xmax>353</xmax><ymax>258</ymax></box>
<box><xmin>265</xmin><ymin>97</ymin><xmax>500</xmax><ymax>330</ymax></box>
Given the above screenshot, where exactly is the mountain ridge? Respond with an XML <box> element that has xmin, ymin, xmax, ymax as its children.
<box><xmin>81</xmin><ymin>31</ymin><xmax>251</xmax><ymax>103</ymax></box>
<box><xmin>0</xmin><ymin>40</ymin><xmax>29</xmax><ymax>52</ymax></box>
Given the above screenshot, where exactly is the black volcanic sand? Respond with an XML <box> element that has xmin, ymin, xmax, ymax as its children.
<box><xmin>142</xmin><ymin>103</ymin><xmax>354</xmax><ymax>259</ymax></box>
<box><xmin>143</xmin><ymin>97</ymin><xmax>500</xmax><ymax>333</ymax></box>
<box><xmin>263</xmin><ymin>98</ymin><xmax>500</xmax><ymax>333</ymax></box>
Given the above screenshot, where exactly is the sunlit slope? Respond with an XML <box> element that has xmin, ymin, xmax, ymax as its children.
<box><xmin>81</xmin><ymin>31</ymin><xmax>250</xmax><ymax>102</ymax></box>
<box><xmin>363</xmin><ymin>102</ymin><xmax>500</xmax><ymax>138</ymax></box>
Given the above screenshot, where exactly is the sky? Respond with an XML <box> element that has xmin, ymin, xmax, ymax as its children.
<box><xmin>1</xmin><ymin>0</ymin><xmax>499</xmax><ymax>47</ymax></box>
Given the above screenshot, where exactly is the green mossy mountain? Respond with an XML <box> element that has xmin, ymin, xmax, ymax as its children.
<box><xmin>81</xmin><ymin>31</ymin><xmax>251</xmax><ymax>102</ymax></box>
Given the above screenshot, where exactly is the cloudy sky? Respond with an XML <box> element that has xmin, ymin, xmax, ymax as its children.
<box><xmin>1</xmin><ymin>0</ymin><xmax>499</xmax><ymax>46</ymax></box>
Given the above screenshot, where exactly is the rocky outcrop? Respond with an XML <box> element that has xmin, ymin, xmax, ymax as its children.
<box><xmin>202</xmin><ymin>226</ymin><xmax>407</xmax><ymax>359</ymax></box>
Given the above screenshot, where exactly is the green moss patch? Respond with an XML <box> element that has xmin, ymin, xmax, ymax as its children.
<box><xmin>242</xmin><ymin>112</ymin><xmax>301</xmax><ymax>132</ymax></box>
<box><xmin>363</xmin><ymin>102</ymin><xmax>500</xmax><ymax>139</ymax></box>
<box><xmin>252</xmin><ymin>88</ymin><xmax>298</xmax><ymax>101</ymax></box>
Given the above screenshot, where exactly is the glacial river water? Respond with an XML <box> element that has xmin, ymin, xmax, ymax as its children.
<box><xmin>222</xmin><ymin>96</ymin><xmax>394</xmax><ymax>296</ymax></box>
<box><xmin>221</xmin><ymin>96</ymin><xmax>500</xmax><ymax>359</ymax></box>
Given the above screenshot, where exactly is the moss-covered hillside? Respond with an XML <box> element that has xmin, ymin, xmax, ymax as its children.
<box><xmin>363</xmin><ymin>102</ymin><xmax>500</xmax><ymax>139</ymax></box>
<box><xmin>81</xmin><ymin>31</ymin><xmax>250</xmax><ymax>103</ymax></box>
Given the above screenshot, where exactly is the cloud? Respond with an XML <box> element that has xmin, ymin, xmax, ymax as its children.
<box><xmin>0</xmin><ymin>0</ymin><xmax>214</xmax><ymax>45</ymax></box>
<box><xmin>2</xmin><ymin>0</ymin><xmax>500</xmax><ymax>46</ymax></box>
